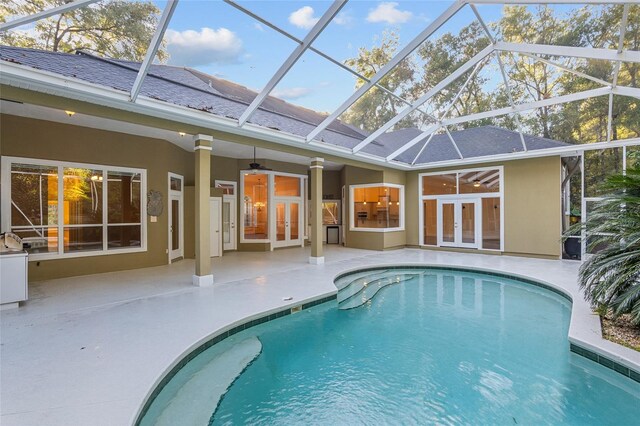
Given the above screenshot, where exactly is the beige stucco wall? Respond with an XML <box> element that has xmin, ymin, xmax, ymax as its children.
<box><xmin>1</xmin><ymin>109</ymin><xmax>563</xmax><ymax>282</ymax></box>
<box><xmin>503</xmin><ymin>157</ymin><xmax>562</xmax><ymax>258</ymax></box>
<box><xmin>0</xmin><ymin>114</ymin><xmax>335</xmax><ymax>279</ymax></box>
<box><xmin>1</xmin><ymin>114</ymin><xmax>195</xmax><ymax>281</ymax></box>
<box><xmin>341</xmin><ymin>165</ymin><xmax>405</xmax><ymax>250</ymax></box>
<box><xmin>405</xmin><ymin>156</ymin><xmax>562</xmax><ymax>258</ymax></box>
<box><xmin>322</xmin><ymin>170</ymin><xmax>342</xmax><ymax>200</ymax></box>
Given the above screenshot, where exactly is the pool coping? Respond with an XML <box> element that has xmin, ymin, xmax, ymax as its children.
<box><xmin>132</xmin><ymin>293</ymin><xmax>337</xmax><ymax>425</ymax></box>
<box><xmin>133</xmin><ymin>263</ymin><xmax>640</xmax><ymax>425</ymax></box>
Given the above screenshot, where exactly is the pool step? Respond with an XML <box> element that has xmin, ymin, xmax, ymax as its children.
<box><xmin>337</xmin><ymin>271</ymin><xmax>391</xmax><ymax>302</ymax></box>
<box><xmin>151</xmin><ymin>337</ymin><xmax>262</xmax><ymax>426</ymax></box>
<box><xmin>338</xmin><ymin>273</ymin><xmax>422</xmax><ymax>310</ymax></box>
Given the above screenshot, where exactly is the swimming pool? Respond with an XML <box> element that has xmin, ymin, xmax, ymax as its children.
<box><xmin>139</xmin><ymin>267</ymin><xmax>639</xmax><ymax>425</ymax></box>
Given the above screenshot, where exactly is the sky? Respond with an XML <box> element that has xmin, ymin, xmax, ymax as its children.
<box><xmin>154</xmin><ymin>1</ymin><xmax>509</xmax><ymax>113</ymax></box>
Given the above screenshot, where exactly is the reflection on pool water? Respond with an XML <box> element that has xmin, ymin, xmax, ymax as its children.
<box><xmin>141</xmin><ymin>268</ymin><xmax>640</xmax><ymax>425</ymax></box>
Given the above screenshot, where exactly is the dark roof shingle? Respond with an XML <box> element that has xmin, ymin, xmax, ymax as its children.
<box><xmin>0</xmin><ymin>45</ymin><xmax>568</xmax><ymax>164</ymax></box>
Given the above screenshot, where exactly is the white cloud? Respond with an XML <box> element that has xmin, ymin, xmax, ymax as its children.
<box><xmin>253</xmin><ymin>23</ymin><xmax>265</xmax><ymax>32</ymax></box>
<box><xmin>334</xmin><ymin>11</ymin><xmax>354</xmax><ymax>26</ymax></box>
<box><xmin>271</xmin><ymin>87</ymin><xmax>312</xmax><ymax>100</ymax></box>
<box><xmin>367</xmin><ymin>2</ymin><xmax>413</xmax><ymax>24</ymax></box>
<box><xmin>165</xmin><ymin>27</ymin><xmax>243</xmax><ymax>66</ymax></box>
<box><xmin>289</xmin><ymin>6</ymin><xmax>319</xmax><ymax>29</ymax></box>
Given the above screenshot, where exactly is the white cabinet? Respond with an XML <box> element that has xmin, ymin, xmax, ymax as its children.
<box><xmin>0</xmin><ymin>251</ymin><xmax>28</xmax><ymax>309</ymax></box>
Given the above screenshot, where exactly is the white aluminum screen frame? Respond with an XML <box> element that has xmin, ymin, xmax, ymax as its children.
<box><xmin>1</xmin><ymin>0</ymin><xmax>639</xmax><ymax>170</ymax></box>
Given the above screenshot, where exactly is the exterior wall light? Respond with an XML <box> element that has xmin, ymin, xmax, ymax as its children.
<box><xmin>65</xmin><ymin>110</ymin><xmax>75</xmax><ymax>117</ymax></box>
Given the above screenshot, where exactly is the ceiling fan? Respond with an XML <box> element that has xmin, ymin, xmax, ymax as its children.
<box><xmin>248</xmin><ymin>146</ymin><xmax>272</xmax><ymax>172</ymax></box>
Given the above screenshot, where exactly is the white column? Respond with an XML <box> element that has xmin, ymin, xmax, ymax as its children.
<box><xmin>309</xmin><ymin>157</ymin><xmax>324</xmax><ymax>264</ymax></box>
<box><xmin>193</xmin><ymin>134</ymin><xmax>214</xmax><ymax>286</ymax></box>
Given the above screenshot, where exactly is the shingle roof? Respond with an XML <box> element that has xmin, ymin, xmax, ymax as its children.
<box><xmin>391</xmin><ymin>126</ymin><xmax>568</xmax><ymax>164</ymax></box>
<box><xmin>0</xmin><ymin>45</ymin><xmax>568</xmax><ymax>165</ymax></box>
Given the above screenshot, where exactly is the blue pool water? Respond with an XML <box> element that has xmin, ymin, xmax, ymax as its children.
<box><xmin>143</xmin><ymin>268</ymin><xmax>640</xmax><ymax>425</ymax></box>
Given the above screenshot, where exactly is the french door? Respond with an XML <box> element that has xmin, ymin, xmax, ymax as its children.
<box><xmin>222</xmin><ymin>196</ymin><xmax>237</xmax><ymax>251</ymax></box>
<box><xmin>168</xmin><ymin>173</ymin><xmax>184</xmax><ymax>263</ymax></box>
<box><xmin>209</xmin><ymin>197</ymin><xmax>222</xmax><ymax>258</ymax></box>
<box><xmin>273</xmin><ymin>199</ymin><xmax>301</xmax><ymax>248</ymax></box>
<box><xmin>437</xmin><ymin>199</ymin><xmax>480</xmax><ymax>249</ymax></box>
<box><xmin>169</xmin><ymin>194</ymin><xmax>183</xmax><ymax>260</ymax></box>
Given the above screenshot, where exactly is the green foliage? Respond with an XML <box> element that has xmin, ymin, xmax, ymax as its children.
<box><xmin>566</xmin><ymin>167</ymin><xmax>640</xmax><ymax>325</ymax></box>
<box><xmin>341</xmin><ymin>4</ymin><xmax>640</xmax><ymax>143</ymax></box>
<box><xmin>415</xmin><ymin>21</ymin><xmax>492</xmax><ymax>129</ymax></box>
<box><xmin>343</xmin><ymin>31</ymin><xmax>416</xmax><ymax>132</ymax></box>
<box><xmin>0</xmin><ymin>0</ymin><xmax>165</xmax><ymax>62</ymax></box>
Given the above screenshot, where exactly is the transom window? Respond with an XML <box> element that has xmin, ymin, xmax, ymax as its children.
<box><xmin>1</xmin><ymin>157</ymin><xmax>146</xmax><ymax>258</ymax></box>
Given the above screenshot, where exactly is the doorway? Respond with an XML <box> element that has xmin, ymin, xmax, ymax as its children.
<box><xmin>210</xmin><ymin>197</ymin><xmax>222</xmax><ymax>258</ymax></box>
<box><xmin>437</xmin><ymin>199</ymin><xmax>480</xmax><ymax>249</ymax></box>
<box><xmin>168</xmin><ymin>173</ymin><xmax>184</xmax><ymax>263</ymax></box>
<box><xmin>215</xmin><ymin>180</ymin><xmax>238</xmax><ymax>252</ymax></box>
<box><xmin>273</xmin><ymin>199</ymin><xmax>301</xmax><ymax>248</ymax></box>
<box><xmin>222</xmin><ymin>197</ymin><xmax>237</xmax><ymax>251</ymax></box>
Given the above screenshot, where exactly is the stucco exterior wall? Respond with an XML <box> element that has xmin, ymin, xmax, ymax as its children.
<box><xmin>342</xmin><ymin>165</ymin><xmax>405</xmax><ymax>250</ymax></box>
<box><xmin>1</xmin><ymin>114</ymin><xmax>194</xmax><ymax>281</ymax></box>
<box><xmin>405</xmin><ymin>156</ymin><xmax>562</xmax><ymax>258</ymax></box>
<box><xmin>1</xmin><ymin>112</ymin><xmax>563</xmax><ymax>282</ymax></box>
<box><xmin>0</xmin><ymin>115</ymin><xmax>336</xmax><ymax>278</ymax></box>
<box><xmin>503</xmin><ymin>157</ymin><xmax>562</xmax><ymax>258</ymax></box>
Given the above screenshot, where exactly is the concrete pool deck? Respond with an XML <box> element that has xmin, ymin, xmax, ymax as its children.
<box><xmin>1</xmin><ymin>247</ymin><xmax>639</xmax><ymax>425</ymax></box>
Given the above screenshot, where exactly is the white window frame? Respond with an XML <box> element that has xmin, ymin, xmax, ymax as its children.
<box><xmin>239</xmin><ymin>170</ymin><xmax>308</xmax><ymax>245</ymax></box>
<box><xmin>214</xmin><ymin>180</ymin><xmax>237</xmax><ymax>196</ymax></box>
<box><xmin>418</xmin><ymin>165</ymin><xmax>504</xmax><ymax>251</ymax></box>
<box><xmin>1</xmin><ymin>156</ymin><xmax>147</xmax><ymax>260</ymax></box>
<box><xmin>168</xmin><ymin>172</ymin><xmax>184</xmax><ymax>263</ymax></box>
<box><xmin>349</xmin><ymin>183</ymin><xmax>405</xmax><ymax>232</ymax></box>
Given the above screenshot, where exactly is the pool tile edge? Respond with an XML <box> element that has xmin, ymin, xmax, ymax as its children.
<box><xmin>133</xmin><ymin>292</ymin><xmax>337</xmax><ymax>426</ymax></box>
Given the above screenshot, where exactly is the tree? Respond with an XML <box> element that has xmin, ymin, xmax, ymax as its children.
<box><xmin>566</xmin><ymin>167</ymin><xmax>640</xmax><ymax>325</ymax></box>
<box><xmin>494</xmin><ymin>6</ymin><xmax>581</xmax><ymax>138</ymax></box>
<box><xmin>342</xmin><ymin>31</ymin><xmax>416</xmax><ymax>133</ymax></box>
<box><xmin>0</xmin><ymin>0</ymin><xmax>166</xmax><ymax>62</ymax></box>
<box><xmin>557</xmin><ymin>4</ymin><xmax>640</xmax><ymax>143</ymax></box>
<box><xmin>414</xmin><ymin>21</ymin><xmax>492</xmax><ymax>129</ymax></box>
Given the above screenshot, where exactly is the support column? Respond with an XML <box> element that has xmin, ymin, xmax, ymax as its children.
<box><xmin>193</xmin><ymin>134</ymin><xmax>214</xmax><ymax>286</ymax></box>
<box><xmin>309</xmin><ymin>157</ymin><xmax>324</xmax><ymax>264</ymax></box>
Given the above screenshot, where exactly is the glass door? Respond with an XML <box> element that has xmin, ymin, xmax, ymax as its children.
<box><xmin>273</xmin><ymin>199</ymin><xmax>301</xmax><ymax>248</ymax></box>
<box><xmin>170</xmin><ymin>196</ymin><xmax>181</xmax><ymax>258</ymax></box>
<box><xmin>168</xmin><ymin>174</ymin><xmax>183</xmax><ymax>262</ymax></box>
<box><xmin>222</xmin><ymin>197</ymin><xmax>237</xmax><ymax>251</ymax></box>
<box><xmin>437</xmin><ymin>199</ymin><xmax>480</xmax><ymax>249</ymax></box>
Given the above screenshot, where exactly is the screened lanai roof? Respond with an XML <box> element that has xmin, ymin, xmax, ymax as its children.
<box><xmin>0</xmin><ymin>0</ymin><xmax>638</xmax><ymax>169</ymax></box>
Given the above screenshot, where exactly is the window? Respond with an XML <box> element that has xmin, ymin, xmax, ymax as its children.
<box><xmin>215</xmin><ymin>180</ymin><xmax>236</xmax><ymax>195</ymax></box>
<box><xmin>242</xmin><ymin>173</ymin><xmax>269</xmax><ymax>240</ymax></box>
<box><xmin>9</xmin><ymin>163</ymin><xmax>59</xmax><ymax>254</ymax></box>
<box><xmin>322</xmin><ymin>200</ymin><xmax>341</xmax><ymax>225</ymax></box>
<box><xmin>350</xmin><ymin>184</ymin><xmax>404</xmax><ymax>231</ymax></box>
<box><xmin>422</xmin><ymin>173</ymin><xmax>457</xmax><ymax>195</ymax></box>
<box><xmin>2</xmin><ymin>157</ymin><xmax>146</xmax><ymax>258</ymax></box>
<box><xmin>274</xmin><ymin>175</ymin><xmax>300</xmax><ymax>196</ymax></box>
